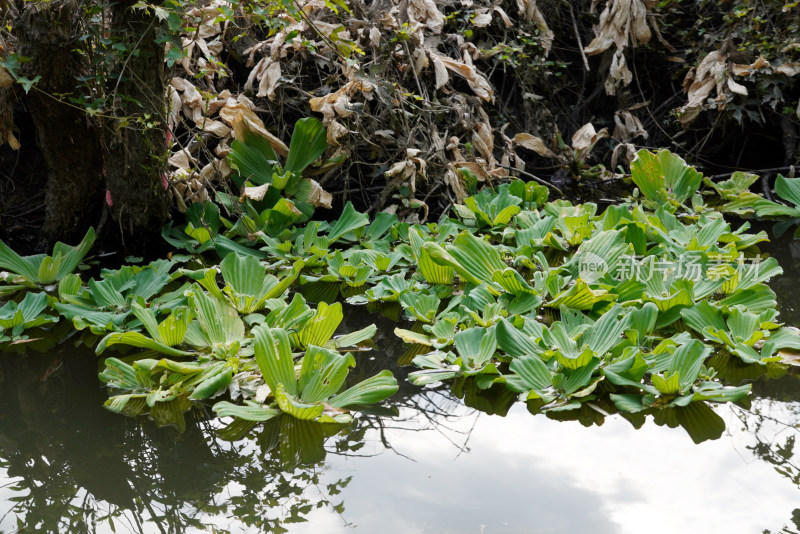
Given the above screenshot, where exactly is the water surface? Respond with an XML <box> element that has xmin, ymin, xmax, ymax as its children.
<box><xmin>2</xmin><ymin>227</ymin><xmax>800</xmax><ymax>533</ymax></box>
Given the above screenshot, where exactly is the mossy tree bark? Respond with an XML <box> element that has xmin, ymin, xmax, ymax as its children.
<box><xmin>16</xmin><ymin>0</ymin><xmax>104</xmax><ymax>245</ymax></box>
<box><xmin>102</xmin><ymin>0</ymin><xmax>171</xmax><ymax>243</ymax></box>
<box><xmin>13</xmin><ymin>0</ymin><xmax>170</xmax><ymax>250</ymax></box>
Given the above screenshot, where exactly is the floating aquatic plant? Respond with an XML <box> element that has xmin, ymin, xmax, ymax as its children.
<box><xmin>755</xmin><ymin>175</ymin><xmax>800</xmax><ymax>237</ymax></box>
<box><xmin>212</xmin><ymin>326</ymin><xmax>398</xmax><ymax>423</ymax></box>
<box><xmin>0</xmin><ymin>227</ymin><xmax>96</xmax><ymax>288</ymax></box>
<box><xmin>6</xmin><ymin>148</ymin><xmax>800</xmax><ymax>433</ymax></box>
<box><xmin>0</xmin><ymin>292</ymin><xmax>58</xmax><ymax>342</ymax></box>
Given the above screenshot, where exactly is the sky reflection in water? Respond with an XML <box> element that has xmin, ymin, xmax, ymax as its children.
<box><xmin>2</xmin><ymin>226</ymin><xmax>800</xmax><ymax>533</ymax></box>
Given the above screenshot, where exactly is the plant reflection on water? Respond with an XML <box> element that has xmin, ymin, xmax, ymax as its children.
<box><xmin>0</xmin><ymin>338</ymin><xmax>472</xmax><ymax>533</ymax></box>
<box><xmin>2</xmin><ymin>338</ymin><xmax>800</xmax><ymax>533</ymax></box>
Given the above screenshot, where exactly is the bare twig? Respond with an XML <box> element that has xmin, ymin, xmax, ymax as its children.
<box><xmin>567</xmin><ymin>3</ymin><xmax>590</xmax><ymax>72</ymax></box>
<box><xmin>707</xmin><ymin>166</ymin><xmax>795</xmax><ymax>180</ymax></box>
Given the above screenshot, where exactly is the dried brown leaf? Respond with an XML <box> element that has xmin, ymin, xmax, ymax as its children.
<box><xmin>257</xmin><ymin>60</ymin><xmax>282</xmax><ymax>99</ymax></box>
<box><xmin>775</xmin><ymin>62</ymin><xmax>800</xmax><ymax>77</ymax></box>
<box><xmin>0</xmin><ymin>67</ymin><xmax>12</xmax><ymax>89</ymax></box>
<box><xmin>231</xmin><ymin>107</ymin><xmax>289</xmax><ymax>158</ymax></box>
<box><xmin>199</xmin><ymin>119</ymin><xmax>231</xmax><ymax>137</ymax></box>
<box><xmin>730</xmin><ymin>55</ymin><xmax>770</xmax><ymax>76</ymax></box>
<box><xmin>327</xmin><ymin>120</ymin><xmax>349</xmax><ymax>145</ymax></box>
<box><xmin>407</xmin><ymin>0</ymin><xmax>445</xmax><ymax>34</ymax></box>
<box><xmin>431</xmin><ymin>55</ymin><xmax>449</xmax><ymax>89</ymax></box>
<box><xmin>513</xmin><ymin>133</ymin><xmax>556</xmax><ymax>158</ymax></box>
<box><xmin>444</xmin><ymin>168</ymin><xmax>469</xmax><ymax>201</ymax></box>
<box><xmin>472</xmin><ymin>122</ymin><xmax>494</xmax><ymax>163</ymax></box>
<box><xmin>613</xmin><ymin>110</ymin><xmax>648</xmax><ymax>141</ymax></box>
<box><xmin>727</xmin><ymin>76</ymin><xmax>748</xmax><ymax>96</ymax></box>
<box><xmin>606</xmin><ymin>49</ymin><xmax>632</xmax><ymax>95</ymax></box>
<box><xmin>369</xmin><ymin>27</ymin><xmax>382</xmax><ymax>47</ymax></box>
<box><xmin>679</xmin><ymin>50</ymin><xmax>733</xmax><ymax>125</ymax></box>
<box><xmin>472</xmin><ymin>10</ymin><xmax>493</xmax><ymax>28</ymax></box>
<box><xmin>572</xmin><ymin>123</ymin><xmax>609</xmax><ymax>160</ymax></box>
<box><xmin>169</xmin><ymin>149</ymin><xmax>193</xmax><ymax>169</ymax></box>
<box><xmin>5</xmin><ymin>131</ymin><xmax>19</xmax><ymax>151</ymax></box>
<box><xmin>611</xmin><ymin>142</ymin><xmax>637</xmax><ymax>169</ymax></box>
<box><xmin>307</xmin><ymin>179</ymin><xmax>333</xmax><ymax>209</ymax></box>
<box><xmin>493</xmin><ymin>7</ymin><xmax>513</xmax><ymax>28</ymax></box>
<box><xmin>242</xmin><ymin>183</ymin><xmax>271</xmax><ymax>201</ymax></box>
<box><xmin>428</xmin><ymin>51</ymin><xmax>494</xmax><ymax>101</ymax></box>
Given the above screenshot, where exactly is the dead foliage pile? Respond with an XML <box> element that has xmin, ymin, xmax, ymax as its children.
<box><xmin>2</xmin><ymin>0</ymin><xmax>799</xmax><ymax>225</ymax></box>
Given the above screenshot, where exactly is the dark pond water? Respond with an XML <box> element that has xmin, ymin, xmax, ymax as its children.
<box><xmin>2</xmin><ymin>226</ymin><xmax>800</xmax><ymax>534</ymax></box>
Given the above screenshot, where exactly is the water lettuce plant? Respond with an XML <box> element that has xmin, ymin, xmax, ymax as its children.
<box><xmin>0</xmin><ymin>227</ymin><xmax>96</xmax><ymax>288</ymax></box>
<box><xmin>213</xmin><ymin>326</ymin><xmax>398</xmax><ymax>423</ymax></box>
<box><xmin>0</xmin><ymin>292</ymin><xmax>58</xmax><ymax>342</ymax></box>
<box><xmin>5</xmin><ymin>147</ymin><xmax>800</xmax><ymax>435</ymax></box>
<box><xmin>754</xmin><ymin>175</ymin><xmax>800</xmax><ymax>237</ymax></box>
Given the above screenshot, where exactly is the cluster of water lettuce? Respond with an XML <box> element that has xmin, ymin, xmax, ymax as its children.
<box><xmin>3</xmin><ymin>148</ymin><xmax>800</xmax><ymax>430</ymax></box>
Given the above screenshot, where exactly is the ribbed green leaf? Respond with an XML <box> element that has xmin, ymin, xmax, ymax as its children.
<box><xmin>189</xmin><ymin>288</ymin><xmax>244</xmax><ymax>345</ymax></box>
<box><xmin>726</xmin><ymin>308</ymin><xmax>761</xmax><ymax>345</ymax></box>
<box><xmin>2</xmin><ymin>292</ymin><xmax>51</xmax><ymax>331</ymax></box>
<box><xmin>582</xmin><ymin>305</ymin><xmax>631</xmax><ymax>356</ymax></box>
<box><xmin>774</xmin><ymin>174</ymin><xmax>800</xmax><ymax>207</ymax></box>
<box><xmin>253</xmin><ymin>325</ymin><xmax>298</xmax><ymax>397</ymax></box>
<box><xmin>631</xmin><ymin>149</ymin><xmax>701</xmax><ymax>204</ymax></box>
<box><xmin>265</xmin><ymin>293</ymin><xmax>315</xmax><ymax>331</ymax></box>
<box><xmin>157</xmin><ymin>308</ymin><xmax>192</xmax><ymax>347</ymax></box>
<box><xmin>394</xmin><ymin>327</ymin><xmax>434</xmax><ymax>346</ymax></box>
<box><xmin>447</xmin><ymin>231</ymin><xmax>506</xmax><ymax>287</ymax></box>
<box><xmin>719</xmin><ymin>284</ymin><xmax>777</xmax><ymax>314</ymax></box>
<box><xmin>753</xmin><ymin>199</ymin><xmax>800</xmax><ymax>218</ymax></box>
<box><xmin>299</xmin><ymin>301</ymin><xmax>343</xmax><ymax>348</ymax></box>
<box><xmin>409</xmin><ymin>228</ymin><xmax>454</xmax><ymax>285</ymax></box>
<box><xmin>652</xmin><ymin>372</ymin><xmax>681</xmax><ymax>394</ymax></box>
<box><xmin>285</xmin><ymin>117</ymin><xmax>327</xmax><ymax>173</ymax></box>
<box><xmin>507</xmin><ymin>355</ymin><xmax>551</xmax><ymax>392</ymax></box>
<box><xmin>0</xmin><ymin>240</ymin><xmax>39</xmax><ymax>281</ymax></box>
<box><xmin>228</xmin><ymin>138</ymin><xmax>276</xmax><ymax>185</ymax></box>
<box><xmin>496</xmin><ymin>318</ymin><xmax>544</xmax><ymax>357</ymax></box>
<box><xmin>96</xmin><ymin>331</ymin><xmax>193</xmax><ymax>357</ymax></box>
<box><xmin>327</xmin><ymin>202</ymin><xmax>369</xmax><ymax>242</ymax></box>
<box><xmin>548</xmin><ymin>281</ymin><xmax>610</xmax><ymax>310</ymax></box>
<box><xmin>669</xmin><ymin>339</ymin><xmax>710</xmax><ymax>391</ymax></box>
<box><xmin>759</xmin><ymin>327</ymin><xmax>800</xmax><ymax>361</ymax></box>
<box><xmin>327</xmin><ymin>370</ymin><xmax>399</xmax><ymax>408</ymax></box>
<box><xmin>132</xmin><ymin>266</ymin><xmax>172</xmax><ymax>302</ymax></box>
<box><xmin>54</xmin><ymin>227</ymin><xmax>97</xmax><ymax>282</ymax></box>
<box><xmin>213</xmin><ymin>400</ymin><xmax>282</xmax><ymax>422</ymax></box>
<box><xmin>37</xmin><ymin>256</ymin><xmax>59</xmax><ymax>285</ymax></box>
<box><xmin>331</xmin><ymin>324</ymin><xmax>377</xmax><ymax>348</ymax></box>
<box><xmin>610</xmin><ymin>393</ymin><xmax>644</xmax><ymax>412</ymax></box>
<box><xmin>99</xmin><ymin>357</ymin><xmax>148</xmax><ymax>389</ymax></box>
<box><xmin>627</xmin><ymin>302</ymin><xmax>658</xmax><ymax>345</ymax></box>
<box><xmin>220</xmin><ymin>253</ymin><xmax>265</xmax><ymax>298</ymax></box>
<box><xmin>87</xmin><ymin>278</ymin><xmax>125</xmax><ymax>308</ymax></box>
<box><xmin>297</xmin><ymin>345</ymin><xmax>355</xmax><ymax>403</ymax></box>
<box><xmin>130</xmin><ymin>301</ymin><xmax>162</xmax><ymax>341</ymax></box>
<box><xmin>400</xmin><ymin>293</ymin><xmax>440</xmax><ymax>323</ymax></box>
<box><xmin>454</xmin><ymin>326</ymin><xmax>497</xmax><ymax>369</ymax></box>
<box><xmin>275</xmin><ymin>383</ymin><xmax>325</xmax><ymax>420</ymax></box>
<box><xmin>54</xmin><ymin>302</ymin><xmax>129</xmax><ymax>333</ymax></box>
<box><xmin>190</xmin><ymin>369</ymin><xmax>233</xmax><ymax>400</ymax></box>
<box><xmin>491</xmin><ymin>268</ymin><xmax>535</xmax><ymax>295</ymax></box>
<box><xmin>557</xmin><ymin>346</ymin><xmax>594</xmax><ymax>370</ymax></box>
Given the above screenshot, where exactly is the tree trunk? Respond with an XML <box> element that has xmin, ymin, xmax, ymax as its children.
<box><xmin>15</xmin><ymin>0</ymin><xmax>105</xmax><ymax>245</ymax></box>
<box><xmin>12</xmin><ymin>0</ymin><xmax>171</xmax><ymax>251</ymax></box>
<box><xmin>102</xmin><ymin>0</ymin><xmax>171</xmax><ymax>245</ymax></box>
